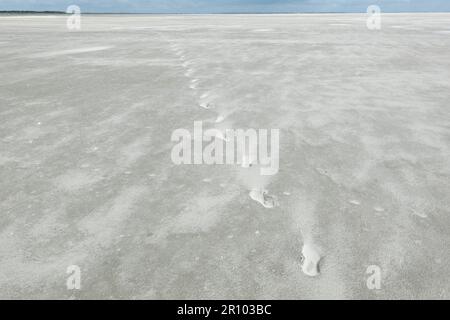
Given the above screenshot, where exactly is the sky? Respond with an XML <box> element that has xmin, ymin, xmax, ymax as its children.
<box><xmin>1</xmin><ymin>0</ymin><xmax>450</xmax><ymax>13</ymax></box>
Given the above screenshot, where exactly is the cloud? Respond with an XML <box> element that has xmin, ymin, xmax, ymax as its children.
<box><xmin>0</xmin><ymin>0</ymin><xmax>449</xmax><ymax>13</ymax></box>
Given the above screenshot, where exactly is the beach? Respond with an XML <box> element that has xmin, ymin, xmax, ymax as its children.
<box><xmin>0</xmin><ymin>13</ymin><xmax>449</xmax><ymax>299</ymax></box>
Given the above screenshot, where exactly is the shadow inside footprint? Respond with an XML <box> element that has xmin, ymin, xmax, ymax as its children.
<box><xmin>249</xmin><ymin>189</ymin><xmax>276</xmax><ymax>208</ymax></box>
<box><xmin>301</xmin><ymin>244</ymin><xmax>321</xmax><ymax>277</ymax></box>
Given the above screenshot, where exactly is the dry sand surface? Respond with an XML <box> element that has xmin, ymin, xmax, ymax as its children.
<box><xmin>0</xmin><ymin>13</ymin><xmax>449</xmax><ymax>299</ymax></box>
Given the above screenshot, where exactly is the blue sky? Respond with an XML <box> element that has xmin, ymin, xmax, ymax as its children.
<box><xmin>1</xmin><ymin>0</ymin><xmax>450</xmax><ymax>13</ymax></box>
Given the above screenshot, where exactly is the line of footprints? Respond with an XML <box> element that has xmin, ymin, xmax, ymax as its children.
<box><xmin>167</xmin><ymin>39</ymin><xmax>321</xmax><ymax>277</ymax></box>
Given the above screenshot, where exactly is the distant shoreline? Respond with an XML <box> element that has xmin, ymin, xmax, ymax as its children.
<box><xmin>0</xmin><ymin>11</ymin><xmax>66</xmax><ymax>15</ymax></box>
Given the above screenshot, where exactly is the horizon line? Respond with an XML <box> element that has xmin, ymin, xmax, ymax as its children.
<box><xmin>1</xmin><ymin>10</ymin><xmax>450</xmax><ymax>14</ymax></box>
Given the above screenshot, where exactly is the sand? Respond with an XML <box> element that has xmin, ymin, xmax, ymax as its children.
<box><xmin>0</xmin><ymin>13</ymin><xmax>449</xmax><ymax>299</ymax></box>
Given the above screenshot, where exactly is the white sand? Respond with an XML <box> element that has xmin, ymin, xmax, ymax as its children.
<box><xmin>0</xmin><ymin>13</ymin><xmax>449</xmax><ymax>299</ymax></box>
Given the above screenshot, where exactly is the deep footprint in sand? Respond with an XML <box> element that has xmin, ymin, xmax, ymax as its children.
<box><xmin>249</xmin><ymin>189</ymin><xmax>276</xmax><ymax>208</ymax></box>
<box><xmin>300</xmin><ymin>244</ymin><xmax>321</xmax><ymax>277</ymax></box>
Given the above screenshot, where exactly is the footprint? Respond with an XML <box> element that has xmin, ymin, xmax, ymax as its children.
<box><xmin>190</xmin><ymin>79</ymin><xmax>199</xmax><ymax>87</ymax></box>
<box><xmin>199</xmin><ymin>93</ymin><xmax>217</xmax><ymax>109</ymax></box>
<box><xmin>301</xmin><ymin>244</ymin><xmax>321</xmax><ymax>277</ymax></box>
<box><xmin>315</xmin><ymin>167</ymin><xmax>329</xmax><ymax>176</ymax></box>
<box><xmin>189</xmin><ymin>79</ymin><xmax>199</xmax><ymax>88</ymax></box>
<box><xmin>249</xmin><ymin>189</ymin><xmax>276</xmax><ymax>209</ymax></box>
<box><xmin>412</xmin><ymin>210</ymin><xmax>428</xmax><ymax>218</ymax></box>
<box><xmin>215</xmin><ymin>115</ymin><xmax>225</xmax><ymax>123</ymax></box>
<box><xmin>199</xmin><ymin>102</ymin><xmax>212</xmax><ymax>109</ymax></box>
<box><xmin>215</xmin><ymin>131</ymin><xmax>230</xmax><ymax>142</ymax></box>
<box><xmin>241</xmin><ymin>154</ymin><xmax>257</xmax><ymax>168</ymax></box>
